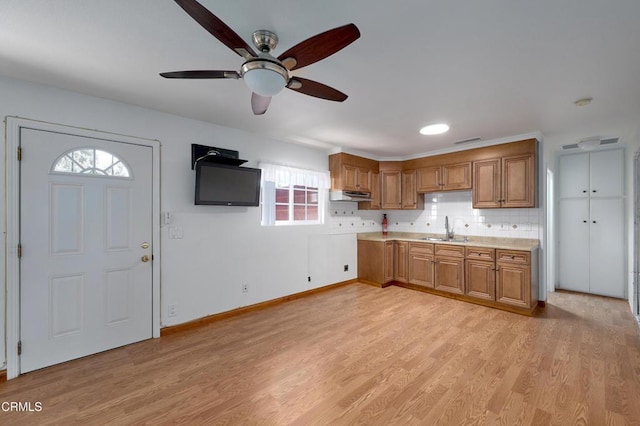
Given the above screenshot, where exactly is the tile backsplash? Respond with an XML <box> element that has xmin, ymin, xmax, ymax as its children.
<box><xmin>329</xmin><ymin>191</ymin><xmax>541</xmax><ymax>239</ymax></box>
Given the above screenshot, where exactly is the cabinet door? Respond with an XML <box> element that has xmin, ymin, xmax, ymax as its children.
<box><xmin>472</xmin><ymin>159</ymin><xmax>501</xmax><ymax>208</ymax></box>
<box><xmin>343</xmin><ymin>165</ymin><xmax>359</xmax><ymax>191</ymax></box>
<box><xmin>465</xmin><ymin>260</ymin><xmax>495</xmax><ymax>300</ymax></box>
<box><xmin>558</xmin><ymin>153</ymin><xmax>589</xmax><ymax>198</ymax></box>
<box><xmin>381</xmin><ymin>171</ymin><xmax>402</xmax><ymax>209</ymax></box>
<box><xmin>589</xmin><ymin>198</ymin><xmax>625</xmax><ymax>298</ymax></box>
<box><xmin>402</xmin><ymin>170</ymin><xmax>418</xmax><ymax>209</ymax></box>
<box><xmin>357</xmin><ymin>168</ymin><xmax>372</xmax><ymax>192</ymax></box>
<box><xmin>590</xmin><ymin>149</ymin><xmax>623</xmax><ymax>198</ymax></box>
<box><xmin>434</xmin><ymin>257</ymin><xmax>464</xmax><ymax>294</ymax></box>
<box><xmin>502</xmin><ymin>154</ymin><xmax>535</xmax><ymax>208</ymax></box>
<box><xmin>496</xmin><ymin>263</ymin><xmax>530</xmax><ymax>307</ymax></box>
<box><xmin>408</xmin><ymin>244</ymin><xmax>435</xmax><ymax>288</ymax></box>
<box><xmin>384</xmin><ymin>241</ymin><xmax>395</xmax><ymax>283</ymax></box>
<box><xmin>558</xmin><ymin>198</ymin><xmax>590</xmax><ymax>293</ymax></box>
<box><xmin>443</xmin><ymin>162</ymin><xmax>472</xmax><ymax>190</ymax></box>
<box><xmin>417</xmin><ymin>166</ymin><xmax>441</xmax><ymax>192</ymax></box>
<box><xmin>394</xmin><ymin>241</ymin><xmax>408</xmax><ymax>283</ymax></box>
<box><xmin>369</xmin><ymin>171</ymin><xmax>381</xmax><ymax>209</ymax></box>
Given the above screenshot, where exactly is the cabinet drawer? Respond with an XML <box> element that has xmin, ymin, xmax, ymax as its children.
<box><xmin>435</xmin><ymin>244</ymin><xmax>465</xmax><ymax>258</ymax></box>
<box><xmin>409</xmin><ymin>242</ymin><xmax>434</xmax><ymax>255</ymax></box>
<box><xmin>496</xmin><ymin>250</ymin><xmax>530</xmax><ymax>264</ymax></box>
<box><xmin>465</xmin><ymin>246</ymin><xmax>495</xmax><ymax>261</ymax></box>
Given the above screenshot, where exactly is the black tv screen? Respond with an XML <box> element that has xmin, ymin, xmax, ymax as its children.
<box><xmin>195</xmin><ymin>162</ymin><xmax>261</xmax><ymax>206</ymax></box>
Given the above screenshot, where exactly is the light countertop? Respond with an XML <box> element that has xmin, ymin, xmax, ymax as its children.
<box><xmin>357</xmin><ymin>232</ymin><xmax>539</xmax><ymax>251</ymax></box>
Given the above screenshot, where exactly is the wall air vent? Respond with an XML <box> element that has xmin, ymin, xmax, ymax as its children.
<box><xmin>600</xmin><ymin>137</ymin><xmax>619</xmax><ymax>145</ymax></box>
<box><xmin>453</xmin><ymin>137</ymin><xmax>481</xmax><ymax>145</ymax></box>
<box><xmin>562</xmin><ymin>143</ymin><xmax>580</xmax><ymax>150</ymax></box>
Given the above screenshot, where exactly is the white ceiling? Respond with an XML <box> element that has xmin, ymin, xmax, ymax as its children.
<box><xmin>1</xmin><ymin>0</ymin><xmax>639</xmax><ymax>157</ymax></box>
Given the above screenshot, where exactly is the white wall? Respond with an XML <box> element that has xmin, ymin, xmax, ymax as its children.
<box><xmin>0</xmin><ymin>76</ymin><xmax>357</xmax><ymax>368</ymax></box>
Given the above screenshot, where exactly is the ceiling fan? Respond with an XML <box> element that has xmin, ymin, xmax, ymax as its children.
<box><xmin>160</xmin><ymin>0</ymin><xmax>361</xmax><ymax>115</ymax></box>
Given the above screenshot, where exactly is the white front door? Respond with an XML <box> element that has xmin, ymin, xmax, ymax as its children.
<box><xmin>19</xmin><ymin>128</ymin><xmax>153</xmax><ymax>373</ymax></box>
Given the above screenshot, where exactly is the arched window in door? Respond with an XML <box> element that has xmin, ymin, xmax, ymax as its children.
<box><xmin>52</xmin><ymin>147</ymin><xmax>131</xmax><ymax>178</ymax></box>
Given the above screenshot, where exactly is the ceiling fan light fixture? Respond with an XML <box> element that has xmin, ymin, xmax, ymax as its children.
<box><xmin>420</xmin><ymin>123</ymin><xmax>449</xmax><ymax>135</ymax></box>
<box><xmin>241</xmin><ymin>60</ymin><xmax>288</xmax><ymax>97</ymax></box>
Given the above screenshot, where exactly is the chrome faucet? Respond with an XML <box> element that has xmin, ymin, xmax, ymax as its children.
<box><xmin>445</xmin><ymin>216</ymin><xmax>454</xmax><ymax>240</ymax></box>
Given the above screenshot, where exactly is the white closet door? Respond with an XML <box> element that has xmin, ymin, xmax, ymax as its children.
<box><xmin>589</xmin><ymin>198</ymin><xmax>625</xmax><ymax>298</ymax></box>
<box><xmin>558</xmin><ymin>198</ymin><xmax>590</xmax><ymax>293</ymax></box>
<box><xmin>590</xmin><ymin>149</ymin><xmax>624</xmax><ymax>197</ymax></box>
<box><xmin>558</xmin><ymin>152</ymin><xmax>589</xmax><ymax>198</ymax></box>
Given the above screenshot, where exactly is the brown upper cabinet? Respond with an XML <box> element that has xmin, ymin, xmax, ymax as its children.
<box><xmin>417</xmin><ymin>162</ymin><xmax>472</xmax><ymax>193</ymax></box>
<box><xmin>329</xmin><ymin>139</ymin><xmax>537</xmax><ymax>210</ymax></box>
<box><xmin>381</xmin><ymin>170</ymin><xmax>402</xmax><ymax>209</ymax></box>
<box><xmin>329</xmin><ymin>153</ymin><xmax>378</xmax><ymax>193</ymax></box>
<box><xmin>343</xmin><ymin>164</ymin><xmax>372</xmax><ymax>192</ymax></box>
<box><xmin>472</xmin><ymin>153</ymin><xmax>535</xmax><ymax>208</ymax></box>
<box><xmin>380</xmin><ymin>163</ymin><xmax>424</xmax><ymax>210</ymax></box>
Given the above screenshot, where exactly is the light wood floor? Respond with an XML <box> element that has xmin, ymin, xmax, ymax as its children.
<box><xmin>2</xmin><ymin>284</ymin><xmax>640</xmax><ymax>425</ymax></box>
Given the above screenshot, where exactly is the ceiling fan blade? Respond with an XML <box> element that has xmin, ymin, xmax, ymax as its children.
<box><xmin>251</xmin><ymin>93</ymin><xmax>271</xmax><ymax>115</ymax></box>
<box><xmin>174</xmin><ymin>0</ymin><xmax>257</xmax><ymax>59</ymax></box>
<box><xmin>277</xmin><ymin>23</ymin><xmax>360</xmax><ymax>71</ymax></box>
<box><xmin>287</xmin><ymin>78</ymin><xmax>348</xmax><ymax>102</ymax></box>
<box><xmin>160</xmin><ymin>70</ymin><xmax>240</xmax><ymax>79</ymax></box>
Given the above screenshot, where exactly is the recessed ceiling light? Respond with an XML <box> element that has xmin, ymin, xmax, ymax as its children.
<box><xmin>420</xmin><ymin>123</ymin><xmax>449</xmax><ymax>135</ymax></box>
<box><xmin>574</xmin><ymin>97</ymin><xmax>592</xmax><ymax>107</ymax></box>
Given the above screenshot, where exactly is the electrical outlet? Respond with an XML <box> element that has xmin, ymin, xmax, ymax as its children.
<box><xmin>242</xmin><ymin>283</ymin><xmax>249</xmax><ymax>293</ymax></box>
<box><xmin>167</xmin><ymin>304</ymin><xmax>177</xmax><ymax>317</ymax></box>
<box><xmin>344</xmin><ymin>264</ymin><xmax>349</xmax><ymax>272</ymax></box>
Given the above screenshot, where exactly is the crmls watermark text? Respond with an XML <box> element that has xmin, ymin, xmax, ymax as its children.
<box><xmin>1</xmin><ymin>401</ymin><xmax>43</xmax><ymax>412</ymax></box>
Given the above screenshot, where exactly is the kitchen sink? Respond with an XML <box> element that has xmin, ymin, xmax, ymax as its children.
<box><xmin>419</xmin><ymin>237</ymin><xmax>470</xmax><ymax>243</ymax></box>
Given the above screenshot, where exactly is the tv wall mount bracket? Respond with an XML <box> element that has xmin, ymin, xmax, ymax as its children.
<box><xmin>191</xmin><ymin>144</ymin><xmax>248</xmax><ymax>169</ymax></box>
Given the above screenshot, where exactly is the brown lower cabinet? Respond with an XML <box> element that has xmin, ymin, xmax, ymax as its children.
<box><xmin>407</xmin><ymin>242</ymin><xmax>434</xmax><ymax>288</ymax></box>
<box><xmin>357</xmin><ymin>240</ymin><xmax>395</xmax><ymax>286</ymax></box>
<box><xmin>465</xmin><ymin>247</ymin><xmax>496</xmax><ymax>301</ymax></box>
<box><xmin>434</xmin><ymin>244</ymin><xmax>465</xmax><ymax>295</ymax></box>
<box><xmin>394</xmin><ymin>241</ymin><xmax>409</xmax><ymax>283</ymax></box>
<box><xmin>358</xmin><ymin>239</ymin><xmax>538</xmax><ymax>314</ymax></box>
<box><xmin>495</xmin><ymin>249</ymin><xmax>533</xmax><ymax>307</ymax></box>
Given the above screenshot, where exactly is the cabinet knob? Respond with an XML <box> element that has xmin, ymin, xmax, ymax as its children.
<box><xmin>592</xmin><ymin>190</ymin><xmax>597</xmax><ymax>193</ymax></box>
<box><xmin>582</xmin><ymin>190</ymin><xmax>587</xmax><ymax>193</ymax></box>
<box><xmin>592</xmin><ymin>220</ymin><xmax>597</xmax><ymax>224</ymax></box>
<box><xmin>583</xmin><ymin>220</ymin><xmax>587</xmax><ymax>223</ymax></box>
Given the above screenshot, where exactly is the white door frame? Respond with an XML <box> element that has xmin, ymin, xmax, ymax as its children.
<box><xmin>5</xmin><ymin>117</ymin><xmax>161</xmax><ymax>380</ymax></box>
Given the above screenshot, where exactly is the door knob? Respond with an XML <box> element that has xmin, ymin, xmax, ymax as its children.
<box><xmin>141</xmin><ymin>255</ymin><xmax>150</xmax><ymax>262</ymax></box>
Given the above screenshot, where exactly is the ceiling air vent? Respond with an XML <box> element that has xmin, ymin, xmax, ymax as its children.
<box><xmin>453</xmin><ymin>137</ymin><xmax>481</xmax><ymax>145</ymax></box>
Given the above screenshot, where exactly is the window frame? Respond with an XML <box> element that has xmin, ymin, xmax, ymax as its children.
<box><xmin>260</xmin><ymin>163</ymin><xmax>330</xmax><ymax>227</ymax></box>
<box><xmin>274</xmin><ymin>183</ymin><xmax>322</xmax><ymax>226</ymax></box>
<box><xmin>51</xmin><ymin>147</ymin><xmax>132</xmax><ymax>179</ymax></box>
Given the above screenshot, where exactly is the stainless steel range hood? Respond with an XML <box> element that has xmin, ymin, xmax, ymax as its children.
<box><xmin>330</xmin><ymin>190</ymin><xmax>372</xmax><ymax>202</ymax></box>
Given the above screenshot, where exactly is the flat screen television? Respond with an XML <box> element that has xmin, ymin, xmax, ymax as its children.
<box><xmin>195</xmin><ymin>162</ymin><xmax>261</xmax><ymax>206</ymax></box>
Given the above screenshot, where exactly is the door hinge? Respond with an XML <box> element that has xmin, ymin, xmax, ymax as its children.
<box><xmin>17</xmin><ymin>146</ymin><xmax>22</xmax><ymax>161</ymax></box>
<box><xmin>18</xmin><ymin>341</ymin><xmax>22</xmax><ymax>356</ymax></box>
<box><xmin>17</xmin><ymin>244</ymin><xmax>22</xmax><ymax>258</ymax></box>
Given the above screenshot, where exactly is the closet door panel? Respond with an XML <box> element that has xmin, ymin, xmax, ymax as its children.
<box><xmin>590</xmin><ymin>149</ymin><xmax>624</xmax><ymax>198</ymax></box>
<box><xmin>589</xmin><ymin>198</ymin><xmax>625</xmax><ymax>298</ymax></box>
<box><xmin>558</xmin><ymin>153</ymin><xmax>589</xmax><ymax>198</ymax></box>
<box><xmin>558</xmin><ymin>198</ymin><xmax>590</xmax><ymax>293</ymax></box>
